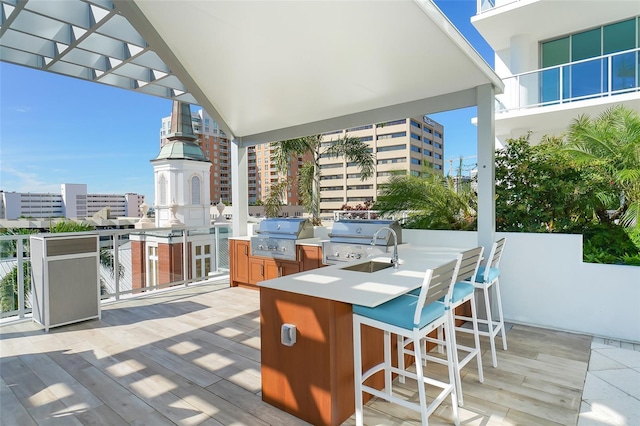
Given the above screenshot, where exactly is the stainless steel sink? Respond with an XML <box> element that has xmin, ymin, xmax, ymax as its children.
<box><xmin>340</xmin><ymin>260</ymin><xmax>394</xmax><ymax>273</ymax></box>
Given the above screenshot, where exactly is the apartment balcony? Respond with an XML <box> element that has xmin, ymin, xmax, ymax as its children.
<box><xmin>1</xmin><ymin>229</ymin><xmax>638</xmax><ymax>425</ymax></box>
<box><xmin>493</xmin><ymin>48</ymin><xmax>640</xmax><ymax>143</ymax></box>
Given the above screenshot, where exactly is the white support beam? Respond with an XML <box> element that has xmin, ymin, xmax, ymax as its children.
<box><xmin>476</xmin><ymin>83</ymin><xmax>496</xmax><ymax>251</ymax></box>
<box><xmin>231</xmin><ymin>140</ymin><xmax>248</xmax><ymax>237</ymax></box>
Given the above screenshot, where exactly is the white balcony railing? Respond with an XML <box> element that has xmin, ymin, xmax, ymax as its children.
<box><xmin>498</xmin><ymin>48</ymin><xmax>639</xmax><ymax>113</ymax></box>
<box><xmin>476</xmin><ymin>0</ymin><xmax>520</xmax><ymax>14</ymax></box>
<box><xmin>0</xmin><ymin>224</ymin><xmax>231</xmax><ymax>321</ymax></box>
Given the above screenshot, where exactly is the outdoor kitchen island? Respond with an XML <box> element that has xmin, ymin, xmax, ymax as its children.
<box><xmin>259</xmin><ymin>243</ymin><xmax>467</xmax><ymax>426</ymax></box>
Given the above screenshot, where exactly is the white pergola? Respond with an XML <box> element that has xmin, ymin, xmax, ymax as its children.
<box><xmin>1</xmin><ymin>0</ymin><xmax>503</xmax><ymax>249</ymax></box>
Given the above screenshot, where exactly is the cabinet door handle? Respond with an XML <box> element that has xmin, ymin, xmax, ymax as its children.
<box><xmin>298</xmin><ymin>248</ymin><xmax>302</xmax><ymax>260</ymax></box>
<box><xmin>260</xmin><ymin>264</ymin><xmax>264</xmax><ymax>276</ymax></box>
<box><xmin>278</xmin><ymin>266</ymin><xmax>283</xmax><ymax>277</ymax></box>
<box><xmin>244</xmin><ymin>246</ymin><xmax>248</xmax><ymax>255</ymax></box>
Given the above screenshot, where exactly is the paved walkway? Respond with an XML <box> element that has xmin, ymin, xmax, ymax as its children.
<box><xmin>578</xmin><ymin>337</ymin><xmax>640</xmax><ymax>425</ymax></box>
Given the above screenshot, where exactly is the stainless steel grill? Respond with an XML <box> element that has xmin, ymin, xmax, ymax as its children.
<box><xmin>322</xmin><ymin>219</ymin><xmax>402</xmax><ymax>264</ymax></box>
<box><xmin>250</xmin><ymin>218</ymin><xmax>314</xmax><ymax>260</ymax></box>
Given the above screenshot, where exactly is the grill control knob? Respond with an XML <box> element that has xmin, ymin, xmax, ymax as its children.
<box><xmin>355</xmin><ymin>253</ymin><xmax>361</xmax><ymax>259</ymax></box>
<box><xmin>281</xmin><ymin>247</ymin><xmax>286</xmax><ymax>252</ymax></box>
<box><xmin>335</xmin><ymin>252</ymin><xmax>340</xmax><ymax>257</ymax></box>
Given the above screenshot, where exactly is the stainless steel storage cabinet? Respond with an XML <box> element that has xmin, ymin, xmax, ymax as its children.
<box><xmin>30</xmin><ymin>233</ymin><xmax>101</xmax><ymax>331</ymax></box>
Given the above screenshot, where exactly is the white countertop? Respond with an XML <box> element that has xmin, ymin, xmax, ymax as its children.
<box><xmin>259</xmin><ymin>244</ymin><xmax>469</xmax><ymax>307</ymax></box>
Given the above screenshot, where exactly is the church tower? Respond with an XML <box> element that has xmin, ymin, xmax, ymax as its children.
<box><xmin>152</xmin><ymin>101</ymin><xmax>211</xmax><ymax>227</ymax></box>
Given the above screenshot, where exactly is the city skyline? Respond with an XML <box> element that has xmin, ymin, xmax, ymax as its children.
<box><xmin>0</xmin><ymin>0</ymin><xmax>492</xmax><ymax>204</ymax></box>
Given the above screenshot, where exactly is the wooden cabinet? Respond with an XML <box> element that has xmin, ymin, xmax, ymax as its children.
<box><xmin>249</xmin><ymin>258</ymin><xmax>301</xmax><ymax>285</ymax></box>
<box><xmin>298</xmin><ymin>245</ymin><xmax>324</xmax><ymax>271</ymax></box>
<box><xmin>261</xmin><ymin>287</ymin><xmax>387</xmax><ymax>426</ymax></box>
<box><xmin>230</xmin><ymin>239</ymin><xmax>322</xmax><ymax>289</ymax></box>
<box><xmin>230</xmin><ymin>240</ymin><xmax>250</xmax><ymax>287</ymax></box>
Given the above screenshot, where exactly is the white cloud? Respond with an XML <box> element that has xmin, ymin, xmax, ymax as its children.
<box><xmin>1</xmin><ymin>167</ymin><xmax>60</xmax><ymax>193</ymax></box>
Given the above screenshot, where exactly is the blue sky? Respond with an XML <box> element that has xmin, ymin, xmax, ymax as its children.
<box><xmin>0</xmin><ymin>0</ymin><xmax>493</xmax><ymax>204</ymax></box>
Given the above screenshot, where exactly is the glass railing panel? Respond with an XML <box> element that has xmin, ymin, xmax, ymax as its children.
<box><xmin>567</xmin><ymin>58</ymin><xmax>605</xmax><ymax>100</ymax></box>
<box><xmin>0</xmin><ymin>235</ymin><xmax>32</xmax><ymax>319</ymax></box>
<box><xmin>611</xmin><ymin>51</ymin><xmax>638</xmax><ymax>92</ymax></box>
<box><xmin>498</xmin><ymin>48</ymin><xmax>639</xmax><ymax>112</ymax></box>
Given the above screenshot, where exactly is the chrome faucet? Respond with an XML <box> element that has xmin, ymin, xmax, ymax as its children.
<box><xmin>371</xmin><ymin>226</ymin><xmax>399</xmax><ymax>268</ymax></box>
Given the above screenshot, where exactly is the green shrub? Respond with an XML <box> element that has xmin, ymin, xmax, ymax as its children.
<box><xmin>581</xmin><ymin>224</ymin><xmax>640</xmax><ymax>265</ymax></box>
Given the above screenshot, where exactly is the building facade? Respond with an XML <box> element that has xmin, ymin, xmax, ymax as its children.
<box><xmin>471</xmin><ymin>1</ymin><xmax>640</xmax><ymax>146</ymax></box>
<box><xmin>318</xmin><ymin>115</ymin><xmax>445</xmax><ymax>213</ymax></box>
<box><xmin>161</xmin><ymin>109</ymin><xmax>307</xmax><ymax>207</ymax></box>
<box><xmin>162</xmin><ymin>111</ymin><xmax>444</xmax><ymax>215</ymax></box>
<box><xmin>0</xmin><ymin>185</ymin><xmax>145</xmax><ymax>220</ymax></box>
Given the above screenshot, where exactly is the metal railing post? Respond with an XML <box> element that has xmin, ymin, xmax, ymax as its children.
<box><xmin>183</xmin><ymin>229</ymin><xmax>189</xmax><ymax>285</ymax></box>
<box><xmin>16</xmin><ymin>238</ymin><xmax>25</xmax><ymax>319</ymax></box>
<box><xmin>113</xmin><ymin>233</ymin><xmax>120</xmax><ymax>301</ymax></box>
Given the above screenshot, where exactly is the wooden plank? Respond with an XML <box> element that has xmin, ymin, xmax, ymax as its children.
<box><xmin>0</xmin><ymin>284</ymin><xmax>594</xmax><ymax>426</ymax></box>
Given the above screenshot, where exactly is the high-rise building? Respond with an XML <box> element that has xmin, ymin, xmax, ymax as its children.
<box><xmin>318</xmin><ymin>115</ymin><xmax>445</xmax><ymax>213</ymax></box>
<box><xmin>471</xmin><ymin>1</ymin><xmax>640</xmax><ymax>147</ymax></box>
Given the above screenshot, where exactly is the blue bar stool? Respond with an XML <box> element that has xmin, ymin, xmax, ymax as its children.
<box><xmin>352</xmin><ymin>258</ymin><xmax>461</xmax><ymax>426</ymax></box>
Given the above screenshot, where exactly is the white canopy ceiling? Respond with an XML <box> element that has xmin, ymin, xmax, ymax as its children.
<box><xmin>115</xmin><ymin>0</ymin><xmax>503</xmax><ymax>146</ymax></box>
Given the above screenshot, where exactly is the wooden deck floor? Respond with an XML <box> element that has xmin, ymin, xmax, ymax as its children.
<box><xmin>0</xmin><ymin>282</ymin><xmax>592</xmax><ymax>425</ymax></box>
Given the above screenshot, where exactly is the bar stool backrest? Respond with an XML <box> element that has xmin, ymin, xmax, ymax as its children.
<box><xmin>481</xmin><ymin>238</ymin><xmax>507</xmax><ymax>282</ymax></box>
<box><xmin>414</xmin><ymin>259</ymin><xmax>460</xmax><ymax>327</ymax></box>
<box><xmin>456</xmin><ymin>246</ymin><xmax>484</xmax><ymax>283</ymax></box>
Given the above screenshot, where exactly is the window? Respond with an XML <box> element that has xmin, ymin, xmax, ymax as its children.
<box><xmin>410</xmin><ymin>120</ymin><xmax>421</xmax><ymax>129</ymax></box>
<box><xmin>191</xmin><ymin>176</ymin><xmax>201</xmax><ymax>204</ymax></box>
<box><xmin>347</xmin><ymin>197</ymin><xmax>373</xmax><ymax>202</ymax></box>
<box><xmin>159</xmin><ymin>175</ymin><xmax>167</xmax><ymax>206</ymax></box>
<box><xmin>320</xmin><ymin>163</ymin><xmax>342</xmax><ymax>169</ymax></box>
<box><xmin>377</xmin><ymin>157</ymin><xmax>406</xmax><ymax>164</ymax></box>
<box><xmin>347</xmin><ymin>173</ymin><xmax>361</xmax><ymax>179</ymax></box>
<box><xmin>322</xmin><ymin>186</ymin><xmax>344</xmax><ymax>191</ymax></box>
<box><xmin>377</xmin><ymin>131</ymin><xmax>406</xmax><ymax>140</ymax></box>
<box><xmin>377</xmin><ymin>170</ymin><xmax>407</xmax><ymax>177</ymax></box>
<box><xmin>376</xmin><ymin>119</ymin><xmax>406</xmax><ymax>127</ymax></box>
<box><xmin>411</xmin><ymin>158</ymin><xmax>421</xmax><ymax>165</ymax></box>
<box><xmin>320</xmin><ymin>174</ymin><xmax>344</xmax><ymax>180</ymax></box>
<box><xmin>410</xmin><ymin>145</ymin><xmax>421</xmax><ymax>153</ymax></box>
<box><xmin>347</xmin><ymin>184</ymin><xmax>373</xmax><ymax>190</ymax></box>
<box><xmin>377</xmin><ymin>144</ymin><xmax>406</xmax><ymax>152</ymax></box>
<box><xmin>411</xmin><ymin>133</ymin><xmax>421</xmax><ymax>141</ymax></box>
<box><xmin>434</xmin><ymin>132</ymin><xmax>442</xmax><ymax>138</ymax></box>
<box><xmin>541</xmin><ymin>17</ymin><xmax>639</xmax><ymax>102</ymax></box>
<box><xmin>346</xmin><ymin>124</ymin><xmax>373</xmax><ymax>132</ymax></box>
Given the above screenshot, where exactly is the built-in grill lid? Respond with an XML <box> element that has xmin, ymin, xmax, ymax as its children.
<box><xmin>255</xmin><ymin>218</ymin><xmax>314</xmax><ymax>240</ymax></box>
<box><xmin>328</xmin><ymin>219</ymin><xmax>402</xmax><ymax>246</ymax></box>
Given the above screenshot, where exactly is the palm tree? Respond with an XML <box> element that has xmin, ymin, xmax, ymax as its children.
<box><xmin>565</xmin><ymin>105</ymin><xmax>640</xmax><ymax>230</ymax></box>
<box><xmin>0</xmin><ymin>228</ymin><xmax>37</xmax><ymax>313</ymax></box>
<box><xmin>271</xmin><ymin>134</ymin><xmax>375</xmax><ymax>225</ymax></box>
<box><xmin>373</xmin><ymin>170</ymin><xmax>477</xmax><ymax>230</ymax></box>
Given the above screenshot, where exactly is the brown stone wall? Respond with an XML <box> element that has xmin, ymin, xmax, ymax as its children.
<box><xmin>158</xmin><ymin>242</ymin><xmax>192</xmax><ymax>285</ymax></box>
<box><xmin>131</xmin><ymin>240</ymin><xmax>146</xmax><ymax>291</ymax></box>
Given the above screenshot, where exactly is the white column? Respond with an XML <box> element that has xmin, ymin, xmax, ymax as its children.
<box><xmin>476</xmin><ymin>84</ymin><xmax>496</xmax><ymax>251</ymax></box>
<box><xmin>231</xmin><ymin>140</ymin><xmax>249</xmax><ymax>237</ymax></box>
<box><xmin>510</xmin><ymin>34</ymin><xmax>530</xmax><ymax>108</ymax></box>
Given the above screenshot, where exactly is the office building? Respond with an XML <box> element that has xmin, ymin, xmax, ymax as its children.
<box><xmin>318</xmin><ymin>115</ymin><xmax>445</xmax><ymax>213</ymax></box>
<box><xmin>0</xmin><ymin>185</ymin><xmax>145</xmax><ymax>220</ymax></box>
<box><xmin>471</xmin><ymin>1</ymin><xmax>640</xmax><ymax>147</ymax></box>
